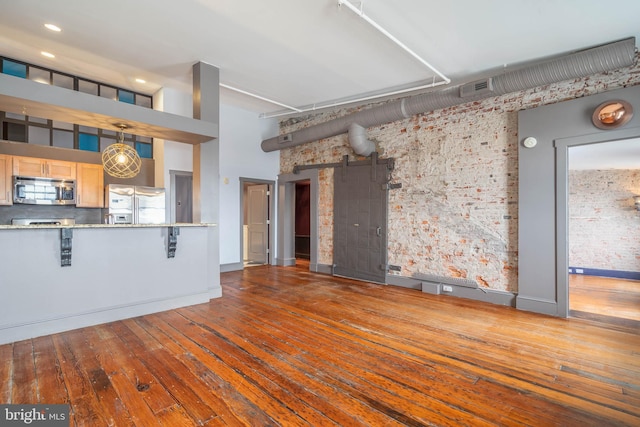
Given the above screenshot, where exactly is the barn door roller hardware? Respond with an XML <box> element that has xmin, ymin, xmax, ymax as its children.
<box><xmin>292</xmin><ymin>155</ymin><xmax>395</xmax><ymax>175</ymax></box>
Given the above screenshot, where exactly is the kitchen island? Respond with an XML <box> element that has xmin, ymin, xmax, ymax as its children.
<box><xmin>0</xmin><ymin>223</ymin><xmax>219</xmax><ymax>345</ymax></box>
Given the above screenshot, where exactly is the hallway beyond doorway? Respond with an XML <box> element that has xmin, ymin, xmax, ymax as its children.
<box><xmin>569</xmin><ymin>274</ymin><xmax>640</xmax><ymax>326</ymax></box>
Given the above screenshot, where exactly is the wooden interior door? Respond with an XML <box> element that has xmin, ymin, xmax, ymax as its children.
<box><xmin>247</xmin><ymin>184</ymin><xmax>269</xmax><ymax>264</ymax></box>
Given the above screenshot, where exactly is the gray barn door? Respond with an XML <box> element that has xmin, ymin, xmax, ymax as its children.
<box><xmin>247</xmin><ymin>184</ymin><xmax>269</xmax><ymax>264</ymax></box>
<box><xmin>333</xmin><ymin>163</ymin><xmax>388</xmax><ymax>283</ymax></box>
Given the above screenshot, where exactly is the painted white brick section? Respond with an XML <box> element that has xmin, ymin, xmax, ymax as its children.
<box><xmin>569</xmin><ymin>169</ymin><xmax>640</xmax><ymax>272</ymax></box>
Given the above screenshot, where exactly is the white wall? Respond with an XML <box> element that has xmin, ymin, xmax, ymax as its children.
<box><xmin>163</xmin><ymin>140</ymin><xmax>193</xmax><ymax>222</ymax></box>
<box><xmin>164</xmin><ymin>141</ymin><xmax>193</xmax><ymax>174</ymax></box>
<box><xmin>154</xmin><ymin>87</ymin><xmax>193</xmax><ymax>117</ymax></box>
<box><xmin>0</xmin><ymin>226</ymin><xmax>214</xmax><ymax>345</ymax></box>
<box><xmin>154</xmin><ymin>87</ymin><xmax>194</xmax><ymax>186</ymax></box>
<box><xmin>219</xmin><ymin>104</ymin><xmax>279</xmax><ymax>266</ymax></box>
<box><xmin>154</xmin><ymin>87</ymin><xmax>194</xmax><ymax>219</ymax></box>
<box><xmin>155</xmin><ymin>86</ymin><xmax>278</xmax><ymax>265</ymax></box>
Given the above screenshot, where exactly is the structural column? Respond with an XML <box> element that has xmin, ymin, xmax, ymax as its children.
<box><xmin>193</xmin><ymin>62</ymin><xmax>221</xmax><ymax>298</ymax></box>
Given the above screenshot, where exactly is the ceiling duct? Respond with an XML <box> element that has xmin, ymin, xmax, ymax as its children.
<box><xmin>348</xmin><ymin>122</ymin><xmax>376</xmax><ymax>157</ymax></box>
<box><xmin>261</xmin><ymin>37</ymin><xmax>636</xmax><ymax>153</ymax></box>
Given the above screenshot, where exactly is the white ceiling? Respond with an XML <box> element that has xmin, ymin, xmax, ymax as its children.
<box><xmin>0</xmin><ymin>0</ymin><xmax>639</xmax><ymax>170</ymax></box>
<box><xmin>1</xmin><ymin>0</ymin><xmax>639</xmax><ymax>118</ymax></box>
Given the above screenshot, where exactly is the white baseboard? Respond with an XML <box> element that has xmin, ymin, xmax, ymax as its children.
<box><xmin>0</xmin><ymin>292</ymin><xmax>211</xmax><ymax>345</ymax></box>
<box><xmin>220</xmin><ymin>262</ymin><xmax>244</xmax><ymax>272</ymax></box>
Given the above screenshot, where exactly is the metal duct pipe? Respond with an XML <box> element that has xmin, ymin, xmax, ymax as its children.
<box><xmin>262</xmin><ymin>37</ymin><xmax>636</xmax><ymax>152</ymax></box>
<box><xmin>348</xmin><ymin>122</ymin><xmax>376</xmax><ymax>156</ymax></box>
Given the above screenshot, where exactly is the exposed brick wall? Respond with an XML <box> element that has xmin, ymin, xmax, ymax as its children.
<box><xmin>569</xmin><ymin>169</ymin><xmax>640</xmax><ymax>272</ymax></box>
<box><xmin>318</xmin><ymin>168</ymin><xmax>334</xmax><ymax>263</ymax></box>
<box><xmin>280</xmin><ymin>54</ymin><xmax>640</xmax><ymax>292</ymax></box>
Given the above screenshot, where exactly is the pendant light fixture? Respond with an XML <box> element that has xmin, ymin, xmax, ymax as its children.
<box><xmin>102</xmin><ymin>124</ymin><xmax>142</xmax><ymax>178</ymax></box>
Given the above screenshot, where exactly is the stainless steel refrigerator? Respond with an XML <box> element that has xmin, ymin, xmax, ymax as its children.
<box><xmin>105</xmin><ymin>184</ymin><xmax>166</xmax><ymax>224</ymax></box>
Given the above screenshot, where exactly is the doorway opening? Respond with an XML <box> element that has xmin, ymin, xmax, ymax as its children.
<box><xmin>567</xmin><ymin>139</ymin><xmax>640</xmax><ymax>325</ymax></box>
<box><xmin>295</xmin><ymin>180</ymin><xmax>311</xmax><ymax>260</ymax></box>
<box><xmin>241</xmin><ymin>178</ymin><xmax>274</xmax><ymax>267</ymax></box>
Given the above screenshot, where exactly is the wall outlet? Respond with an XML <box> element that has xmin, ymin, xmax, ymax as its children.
<box><xmin>576</xmin><ymin>268</ymin><xmax>584</xmax><ymax>274</ymax></box>
<box><xmin>442</xmin><ymin>285</ymin><xmax>453</xmax><ymax>292</ymax></box>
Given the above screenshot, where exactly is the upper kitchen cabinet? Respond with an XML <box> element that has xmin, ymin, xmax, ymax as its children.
<box><xmin>12</xmin><ymin>156</ymin><xmax>76</xmax><ymax>180</ymax></box>
<box><xmin>76</xmin><ymin>163</ymin><xmax>104</xmax><ymax>208</ymax></box>
<box><xmin>0</xmin><ymin>154</ymin><xmax>12</xmax><ymax>205</ymax></box>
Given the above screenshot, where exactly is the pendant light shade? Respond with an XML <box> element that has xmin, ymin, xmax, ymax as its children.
<box><xmin>102</xmin><ymin>125</ymin><xmax>142</xmax><ymax>178</ymax></box>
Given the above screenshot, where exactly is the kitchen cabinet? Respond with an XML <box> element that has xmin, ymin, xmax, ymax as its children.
<box><xmin>0</xmin><ymin>154</ymin><xmax>12</xmax><ymax>205</ymax></box>
<box><xmin>12</xmin><ymin>156</ymin><xmax>76</xmax><ymax>180</ymax></box>
<box><xmin>76</xmin><ymin>163</ymin><xmax>104</xmax><ymax>208</ymax></box>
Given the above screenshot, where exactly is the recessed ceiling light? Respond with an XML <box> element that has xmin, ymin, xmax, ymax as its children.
<box><xmin>41</xmin><ymin>51</ymin><xmax>55</xmax><ymax>58</ymax></box>
<box><xmin>44</xmin><ymin>23</ymin><xmax>61</xmax><ymax>32</ymax></box>
<box><xmin>135</xmin><ymin>78</ymin><xmax>146</xmax><ymax>84</ymax></box>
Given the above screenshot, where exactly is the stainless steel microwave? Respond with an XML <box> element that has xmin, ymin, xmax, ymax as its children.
<box><xmin>13</xmin><ymin>176</ymin><xmax>76</xmax><ymax>205</ymax></box>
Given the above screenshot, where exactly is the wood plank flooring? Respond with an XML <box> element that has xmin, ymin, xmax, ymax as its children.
<box><xmin>1</xmin><ymin>263</ymin><xmax>639</xmax><ymax>426</ymax></box>
<box><xmin>570</xmin><ymin>274</ymin><xmax>640</xmax><ymax>322</ymax></box>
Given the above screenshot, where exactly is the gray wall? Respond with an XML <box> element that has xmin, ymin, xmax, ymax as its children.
<box><xmin>517</xmin><ymin>85</ymin><xmax>640</xmax><ymax>316</ymax></box>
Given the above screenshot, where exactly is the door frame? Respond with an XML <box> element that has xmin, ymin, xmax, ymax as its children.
<box><xmin>240</xmin><ymin>177</ymin><xmax>275</xmax><ymax>266</ymax></box>
<box><xmin>555</xmin><ymin>127</ymin><xmax>640</xmax><ymax>317</ymax></box>
<box><xmin>276</xmin><ymin>169</ymin><xmax>321</xmax><ymax>272</ymax></box>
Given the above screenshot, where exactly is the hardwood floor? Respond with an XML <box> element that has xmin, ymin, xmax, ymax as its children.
<box><xmin>570</xmin><ymin>274</ymin><xmax>640</xmax><ymax>323</ymax></box>
<box><xmin>1</xmin><ymin>264</ymin><xmax>639</xmax><ymax>426</ymax></box>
